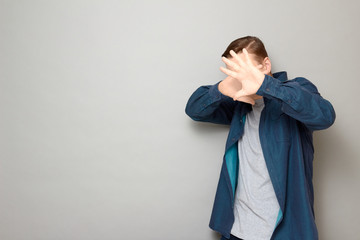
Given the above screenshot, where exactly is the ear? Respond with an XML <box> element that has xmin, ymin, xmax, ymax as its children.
<box><xmin>262</xmin><ymin>57</ymin><xmax>272</xmax><ymax>75</ymax></box>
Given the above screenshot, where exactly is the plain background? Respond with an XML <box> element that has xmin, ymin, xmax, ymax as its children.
<box><xmin>0</xmin><ymin>0</ymin><xmax>359</xmax><ymax>239</ymax></box>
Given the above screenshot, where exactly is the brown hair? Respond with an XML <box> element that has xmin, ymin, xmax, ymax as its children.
<box><xmin>221</xmin><ymin>36</ymin><xmax>269</xmax><ymax>65</ymax></box>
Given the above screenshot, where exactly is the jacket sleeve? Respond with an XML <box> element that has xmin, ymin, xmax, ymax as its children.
<box><xmin>185</xmin><ymin>80</ymin><xmax>238</xmax><ymax>125</ymax></box>
<box><xmin>255</xmin><ymin>74</ymin><xmax>336</xmax><ymax>131</ymax></box>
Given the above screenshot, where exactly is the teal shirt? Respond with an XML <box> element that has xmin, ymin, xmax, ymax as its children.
<box><xmin>185</xmin><ymin>71</ymin><xmax>336</xmax><ymax>240</ymax></box>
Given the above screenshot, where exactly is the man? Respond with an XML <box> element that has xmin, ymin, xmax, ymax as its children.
<box><xmin>184</xmin><ymin>36</ymin><xmax>336</xmax><ymax>240</ymax></box>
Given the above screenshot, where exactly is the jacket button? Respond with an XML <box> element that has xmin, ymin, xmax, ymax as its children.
<box><xmin>266</xmin><ymin>88</ymin><xmax>270</xmax><ymax>92</ymax></box>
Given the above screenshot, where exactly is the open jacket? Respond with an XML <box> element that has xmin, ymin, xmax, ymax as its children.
<box><xmin>184</xmin><ymin>71</ymin><xmax>336</xmax><ymax>240</ymax></box>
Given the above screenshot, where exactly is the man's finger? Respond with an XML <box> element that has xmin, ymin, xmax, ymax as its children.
<box><xmin>242</xmin><ymin>48</ymin><xmax>253</xmax><ymax>66</ymax></box>
<box><xmin>247</xmin><ymin>98</ymin><xmax>255</xmax><ymax>105</ymax></box>
<box><xmin>219</xmin><ymin>66</ymin><xmax>237</xmax><ymax>79</ymax></box>
<box><xmin>229</xmin><ymin>50</ymin><xmax>245</xmax><ymax>67</ymax></box>
<box><xmin>235</xmin><ymin>96</ymin><xmax>255</xmax><ymax>105</ymax></box>
<box><xmin>221</xmin><ymin>56</ymin><xmax>240</xmax><ymax>71</ymax></box>
<box><xmin>233</xmin><ymin>89</ymin><xmax>247</xmax><ymax>101</ymax></box>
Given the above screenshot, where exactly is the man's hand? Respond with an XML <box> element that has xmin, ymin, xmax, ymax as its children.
<box><xmin>218</xmin><ymin>76</ymin><xmax>256</xmax><ymax>105</ymax></box>
<box><xmin>219</xmin><ymin>48</ymin><xmax>265</xmax><ymax>102</ymax></box>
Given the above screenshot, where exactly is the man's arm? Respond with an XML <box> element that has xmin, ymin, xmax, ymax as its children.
<box><xmin>185</xmin><ymin>80</ymin><xmax>238</xmax><ymax>125</ymax></box>
<box><xmin>256</xmin><ymin>75</ymin><xmax>336</xmax><ymax>131</ymax></box>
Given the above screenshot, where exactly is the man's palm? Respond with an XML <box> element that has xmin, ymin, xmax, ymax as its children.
<box><xmin>218</xmin><ymin>75</ymin><xmax>256</xmax><ymax>105</ymax></box>
<box><xmin>219</xmin><ymin>49</ymin><xmax>265</xmax><ymax>102</ymax></box>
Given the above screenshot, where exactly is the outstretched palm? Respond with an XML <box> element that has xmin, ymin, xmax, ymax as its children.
<box><xmin>219</xmin><ymin>49</ymin><xmax>265</xmax><ymax>103</ymax></box>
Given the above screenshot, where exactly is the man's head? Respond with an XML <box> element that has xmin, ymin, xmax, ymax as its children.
<box><xmin>222</xmin><ymin>36</ymin><xmax>272</xmax><ymax>76</ymax></box>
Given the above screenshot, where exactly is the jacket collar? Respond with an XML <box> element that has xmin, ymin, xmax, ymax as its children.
<box><xmin>272</xmin><ymin>71</ymin><xmax>288</xmax><ymax>82</ymax></box>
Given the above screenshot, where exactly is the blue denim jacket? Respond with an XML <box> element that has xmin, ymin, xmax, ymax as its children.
<box><xmin>185</xmin><ymin>71</ymin><xmax>336</xmax><ymax>239</ymax></box>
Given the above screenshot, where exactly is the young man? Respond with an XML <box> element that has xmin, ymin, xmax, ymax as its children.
<box><xmin>185</xmin><ymin>36</ymin><xmax>336</xmax><ymax>240</ymax></box>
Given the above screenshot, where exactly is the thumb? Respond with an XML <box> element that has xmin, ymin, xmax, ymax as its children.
<box><xmin>234</xmin><ymin>96</ymin><xmax>255</xmax><ymax>105</ymax></box>
<box><xmin>233</xmin><ymin>89</ymin><xmax>247</xmax><ymax>101</ymax></box>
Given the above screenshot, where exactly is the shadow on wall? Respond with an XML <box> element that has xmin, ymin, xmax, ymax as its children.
<box><xmin>211</xmin><ymin>231</ymin><xmax>222</xmax><ymax>240</ymax></box>
<box><xmin>313</xmin><ymin>125</ymin><xmax>357</xmax><ymax>186</ymax></box>
<box><xmin>186</xmin><ymin>119</ymin><xmax>230</xmax><ymax>134</ymax></box>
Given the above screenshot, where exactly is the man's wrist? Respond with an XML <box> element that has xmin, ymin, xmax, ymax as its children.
<box><xmin>255</xmin><ymin>73</ymin><xmax>266</xmax><ymax>93</ymax></box>
<box><xmin>218</xmin><ymin>81</ymin><xmax>224</xmax><ymax>94</ymax></box>
<box><xmin>256</xmin><ymin>74</ymin><xmax>281</xmax><ymax>97</ymax></box>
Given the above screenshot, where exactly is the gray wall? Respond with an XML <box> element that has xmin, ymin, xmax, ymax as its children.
<box><xmin>0</xmin><ymin>0</ymin><xmax>359</xmax><ymax>239</ymax></box>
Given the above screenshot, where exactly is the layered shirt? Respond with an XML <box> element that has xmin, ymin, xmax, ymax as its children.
<box><xmin>185</xmin><ymin>71</ymin><xmax>336</xmax><ymax>239</ymax></box>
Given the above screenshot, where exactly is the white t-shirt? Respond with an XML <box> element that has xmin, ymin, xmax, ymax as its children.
<box><xmin>230</xmin><ymin>97</ymin><xmax>280</xmax><ymax>240</ymax></box>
